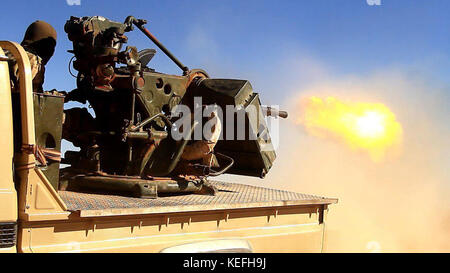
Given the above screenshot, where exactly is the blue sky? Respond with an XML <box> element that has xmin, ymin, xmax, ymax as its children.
<box><xmin>1</xmin><ymin>0</ymin><xmax>449</xmax><ymax>156</ymax></box>
<box><xmin>1</xmin><ymin>0</ymin><xmax>449</xmax><ymax>104</ymax></box>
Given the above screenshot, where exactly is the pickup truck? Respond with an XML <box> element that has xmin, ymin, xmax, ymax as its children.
<box><xmin>0</xmin><ymin>40</ymin><xmax>337</xmax><ymax>253</ymax></box>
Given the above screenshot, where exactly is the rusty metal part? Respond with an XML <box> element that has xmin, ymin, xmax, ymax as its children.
<box><xmin>139</xmin><ymin>142</ymin><xmax>157</xmax><ymax>176</ymax></box>
<box><xmin>185</xmin><ymin>69</ymin><xmax>209</xmax><ymax>89</ymax></box>
<box><xmin>0</xmin><ymin>54</ymin><xmax>9</xmax><ymax>61</ymax></box>
<box><xmin>181</xmin><ymin>141</ymin><xmax>215</xmax><ymax>161</ymax></box>
<box><xmin>21</xmin><ymin>144</ymin><xmax>61</xmax><ymax>166</ymax></box>
<box><xmin>206</xmin><ymin>153</ymin><xmax>234</xmax><ymax>177</ymax></box>
<box><xmin>159</xmin><ymin>120</ymin><xmax>199</xmax><ymax>176</ymax></box>
<box><xmin>129</xmin><ymin>113</ymin><xmax>172</xmax><ymax>132</ymax></box>
<box><xmin>174</xmin><ymin>152</ymin><xmax>234</xmax><ymax>178</ymax></box>
<box><xmin>125</xmin><ymin>130</ymin><xmax>168</xmax><ymax>141</ymax></box>
<box><xmin>69</xmin><ymin>174</ymin><xmax>208</xmax><ymax>198</ymax></box>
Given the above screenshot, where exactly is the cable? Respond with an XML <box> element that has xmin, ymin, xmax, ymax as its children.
<box><xmin>68</xmin><ymin>56</ymin><xmax>77</xmax><ymax>78</ymax></box>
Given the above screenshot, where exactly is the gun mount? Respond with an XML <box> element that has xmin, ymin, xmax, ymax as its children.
<box><xmin>61</xmin><ymin>15</ymin><xmax>286</xmax><ymax>198</ymax></box>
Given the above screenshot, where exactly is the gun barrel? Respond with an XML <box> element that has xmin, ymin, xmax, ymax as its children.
<box><xmin>262</xmin><ymin>106</ymin><xmax>288</xmax><ymax>119</ymax></box>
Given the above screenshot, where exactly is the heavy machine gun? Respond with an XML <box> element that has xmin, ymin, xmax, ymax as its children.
<box><xmin>61</xmin><ymin>16</ymin><xmax>286</xmax><ymax>198</ymax></box>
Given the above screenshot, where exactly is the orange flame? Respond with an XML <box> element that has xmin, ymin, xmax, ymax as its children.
<box><xmin>296</xmin><ymin>96</ymin><xmax>403</xmax><ymax>161</ymax></box>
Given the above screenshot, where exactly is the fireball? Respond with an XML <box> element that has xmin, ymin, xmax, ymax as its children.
<box><xmin>297</xmin><ymin>96</ymin><xmax>403</xmax><ymax>161</ymax></box>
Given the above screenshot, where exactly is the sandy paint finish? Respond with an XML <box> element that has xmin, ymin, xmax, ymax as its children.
<box><xmin>19</xmin><ymin>205</ymin><xmax>328</xmax><ymax>253</ymax></box>
<box><xmin>0</xmin><ymin>42</ymin><xmax>69</xmax><ymax>224</ymax></box>
<box><xmin>19</xmin><ymin>168</ymin><xmax>70</xmax><ymax>221</ymax></box>
<box><xmin>0</xmin><ymin>41</ymin><xmax>35</xmax><ymax>145</ymax></box>
<box><xmin>0</xmin><ymin>46</ymin><xmax>17</xmax><ymax>253</ymax></box>
<box><xmin>0</xmin><ymin>46</ymin><xmax>16</xmax><ymax>223</ymax></box>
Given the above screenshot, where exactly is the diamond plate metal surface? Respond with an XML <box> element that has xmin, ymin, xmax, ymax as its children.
<box><xmin>59</xmin><ymin>181</ymin><xmax>336</xmax><ymax>213</ymax></box>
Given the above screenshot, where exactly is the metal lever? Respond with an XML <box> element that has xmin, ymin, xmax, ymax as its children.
<box><xmin>125</xmin><ymin>16</ymin><xmax>189</xmax><ymax>74</ymax></box>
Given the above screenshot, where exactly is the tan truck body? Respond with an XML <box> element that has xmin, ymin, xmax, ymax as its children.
<box><xmin>0</xmin><ymin>41</ymin><xmax>337</xmax><ymax>253</ymax></box>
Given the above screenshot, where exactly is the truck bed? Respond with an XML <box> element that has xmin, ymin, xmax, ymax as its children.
<box><xmin>20</xmin><ymin>181</ymin><xmax>338</xmax><ymax>252</ymax></box>
<box><xmin>59</xmin><ymin>181</ymin><xmax>337</xmax><ymax>217</ymax></box>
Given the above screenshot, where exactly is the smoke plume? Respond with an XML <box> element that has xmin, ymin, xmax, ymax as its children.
<box><xmin>226</xmin><ymin>68</ymin><xmax>450</xmax><ymax>252</ymax></box>
<box><xmin>185</xmin><ymin>22</ymin><xmax>450</xmax><ymax>252</ymax></box>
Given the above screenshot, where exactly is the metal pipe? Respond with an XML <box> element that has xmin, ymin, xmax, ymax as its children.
<box><xmin>133</xmin><ymin>20</ymin><xmax>189</xmax><ymax>74</ymax></box>
<box><xmin>126</xmin><ymin>131</ymin><xmax>150</xmax><ymax>140</ymax></box>
<box><xmin>139</xmin><ymin>142</ymin><xmax>157</xmax><ymax>176</ymax></box>
<box><xmin>126</xmin><ymin>131</ymin><xmax>169</xmax><ymax>140</ymax></box>
<box><xmin>262</xmin><ymin>106</ymin><xmax>289</xmax><ymax>119</ymax></box>
<box><xmin>131</xmin><ymin>112</ymin><xmax>173</xmax><ymax>132</ymax></box>
<box><xmin>127</xmin><ymin>92</ymin><xmax>137</xmax><ymax>167</ymax></box>
<box><xmin>207</xmin><ymin>153</ymin><xmax>235</xmax><ymax>177</ymax></box>
<box><xmin>161</xmin><ymin>120</ymin><xmax>199</xmax><ymax>176</ymax></box>
<box><xmin>130</xmin><ymin>93</ymin><xmax>136</xmax><ymax>124</ymax></box>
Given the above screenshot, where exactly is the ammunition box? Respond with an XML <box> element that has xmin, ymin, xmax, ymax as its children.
<box><xmin>33</xmin><ymin>93</ymin><xmax>64</xmax><ymax>190</ymax></box>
